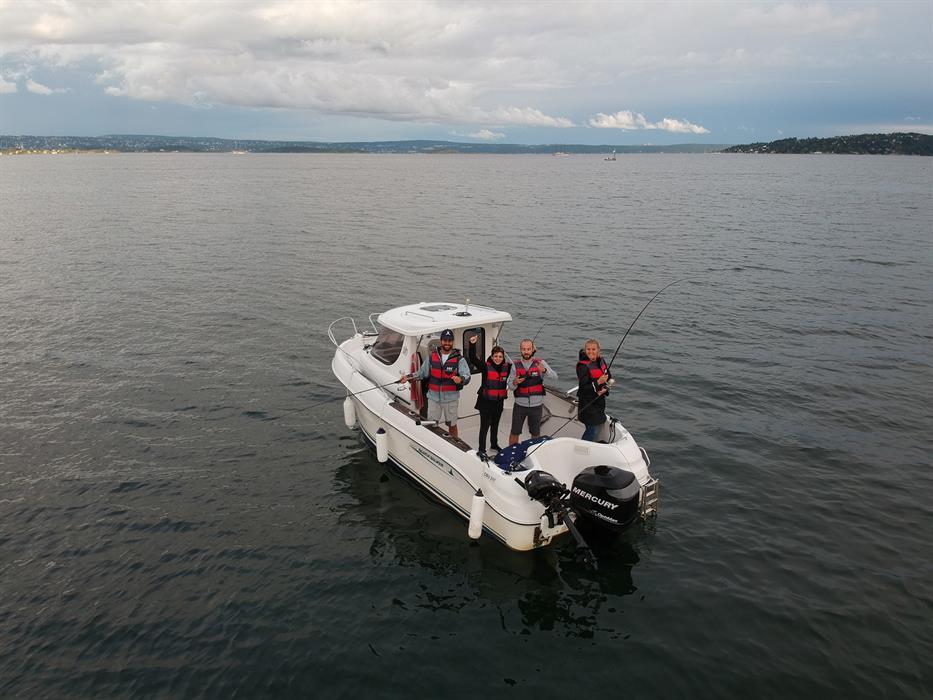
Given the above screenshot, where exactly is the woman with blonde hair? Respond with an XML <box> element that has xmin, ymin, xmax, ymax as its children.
<box><xmin>576</xmin><ymin>338</ymin><xmax>612</xmax><ymax>441</ymax></box>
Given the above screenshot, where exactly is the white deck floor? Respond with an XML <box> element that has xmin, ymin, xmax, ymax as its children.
<box><xmin>454</xmin><ymin>405</ymin><xmax>585</xmax><ymax>451</ymax></box>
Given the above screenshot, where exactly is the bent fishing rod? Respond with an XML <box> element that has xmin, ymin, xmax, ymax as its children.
<box><xmin>519</xmin><ymin>277</ymin><xmax>692</xmax><ymax>458</ymax></box>
<box><xmin>606</xmin><ymin>276</ymin><xmax>692</xmax><ymax>370</ymax></box>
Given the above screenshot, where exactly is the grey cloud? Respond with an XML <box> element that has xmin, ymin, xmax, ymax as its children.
<box><xmin>0</xmin><ymin>0</ymin><xmax>927</xmax><ymax>130</ymax></box>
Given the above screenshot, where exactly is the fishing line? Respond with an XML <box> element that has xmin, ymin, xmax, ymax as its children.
<box><xmin>283</xmin><ymin>378</ymin><xmax>404</xmax><ymax>416</ymax></box>
<box><xmin>514</xmin><ymin>386</ymin><xmax>608</xmax><ymax>462</ymax></box>
<box><xmin>292</xmin><ymin>324</ymin><xmax>420</xmax><ymax>417</ymax></box>
<box><xmin>516</xmin><ymin>277</ymin><xmax>692</xmax><ymax>463</ymax></box>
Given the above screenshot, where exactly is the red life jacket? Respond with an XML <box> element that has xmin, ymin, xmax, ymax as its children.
<box><xmin>514</xmin><ymin>358</ymin><xmax>545</xmax><ymax>397</ymax></box>
<box><xmin>481</xmin><ymin>359</ymin><xmax>512</xmax><ymax>401</ymax></box>
<box><xmin>577</xmin><ymin>357</ymin><xmax>610</xmax><ymax>389</ymax></box>
<box><xmin>428</xmin><ymin>348</ymin><xmax>462</xmax><ymax>393</ymax></box>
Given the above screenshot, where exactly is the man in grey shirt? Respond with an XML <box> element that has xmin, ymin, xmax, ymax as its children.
<box><xmin>507</xmin><ymin>338</ymin><xmax>557</xmax><ymax>445</ymax></box>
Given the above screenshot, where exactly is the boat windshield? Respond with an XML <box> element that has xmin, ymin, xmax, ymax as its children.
<box><xmin>370</xmin><ymin>327</ymin><xmax>405</xmax><ymax>365</ymax></box>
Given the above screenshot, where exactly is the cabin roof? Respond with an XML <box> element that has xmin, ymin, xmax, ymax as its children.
<box><xmin>378</xmin><ymin>302</ymin><xmax>512</xmax><ymax>335</ymax></box>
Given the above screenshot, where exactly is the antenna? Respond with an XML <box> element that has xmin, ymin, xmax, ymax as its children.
<box><xmin>455</xmin><ymin>297</ymin><xmax>472</xmax><ymax>317</ymax></box>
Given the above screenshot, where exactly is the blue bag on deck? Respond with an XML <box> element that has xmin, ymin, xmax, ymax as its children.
<box><xmin>493</xmin><ymin>436</ymin><xmax>550</xmax><ymax>472</ymax></box>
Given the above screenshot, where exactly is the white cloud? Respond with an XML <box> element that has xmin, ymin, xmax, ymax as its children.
<box><xmin>469</xmin><ymin>129</ymin><xmax>505</xmax><ymax>141</ymax></box>
<box><xmin>24</xmin><ymin>77</ymin><xmax>69</xmax><ymax>95</ymax></box>
<box><xmin>734</xmin><ymin>3</ymin><xmax>876</xmax><ymax>35</ymax></box>
<box><xmin>0</xmin><ymin>1</ymin><xmax>925</xmax><ymax>134</ymax></box>
<box><xmin>0</xmin><ymin>1</ymin><xmax>580</xmax><ymax>127</ymax></box>
<box><xmin>654</xmin><ymin>118</ymin><xmax>710</xmax><ymax>134</ymax></box>
<box><xmin>482</xmin><ymin>106</ymin><xmax>573</xmax><ymax>128</ymax></box>
<box><xmin>0</xmin><ymin>77</ymin><xmax>17</xmax><ymax>93</ymax></box>
<box><xmin>25</xmin><ymin>78</ymin><xmax>52</xmax><ymax>94</ymax></box>
<box><xmin>589</xmin><ymin>110</ymin><xmax>709</xmax><ymax>134</ymax></box>
<box><xmin>589</xmin><ymin>110</ymin><xmax>649</xmax><ymax>130</ymax></box>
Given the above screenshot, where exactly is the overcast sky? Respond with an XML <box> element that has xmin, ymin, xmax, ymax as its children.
<box><xmin>1</xmin><ymin>1</ymin><xmax>930</xmax><ymax>144</ymax></box>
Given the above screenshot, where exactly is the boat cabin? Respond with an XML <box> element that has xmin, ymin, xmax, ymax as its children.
<box><xmin>366</xmin><ymin>302</ymin><xmax>511</xmax><ymax>417</ymax></box>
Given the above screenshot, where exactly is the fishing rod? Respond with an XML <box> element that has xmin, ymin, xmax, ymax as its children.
<box><xmin>292</xmin><ymin>328</ymin><xmax>421</xmax><ymax>416</ymax></box>
<box><xmin>512</xmin><ymin>384</ymin><xmax>608</xmax><ymax>460</ymax></box>
<box><xmin>287</xmin><ymin>378</ymin><xmax>405</xmax><ymax>415</ymax></box>
<box><xmin>606</xmin><ymin>276</ymin><xmax>692</xmax><ymax>370</ymax></box>
<box><xmin>514</xmin><ymin>277</ymin><xmax>691</xmax><ymax>462</ymax></box>
<box><xmin>531</xmin><ymin>321</ymin><xmax>550</xmax><ymax>346</ymax></box>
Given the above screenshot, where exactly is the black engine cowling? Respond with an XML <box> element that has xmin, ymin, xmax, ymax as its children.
<box><xmin>523</xmin><ymin>470</ymin><xmax>567</xmax><ymax>504</ymax></box>
<box><xmin>570</xmin><ymin>465</ymin><xmax>640</xmax><ymax>532</ymax></box>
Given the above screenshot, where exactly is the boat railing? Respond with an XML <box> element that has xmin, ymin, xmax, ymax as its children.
<box><xmin>328</xmin><ymin>317</ymin><xmax>358</xmax><ymax>347</ymax></box>
<box><xmin>546</xmin><ymin>385</ymin><xmax>579</xmax><ymax>409</ymax></box>
<box><xmin>402</xmin><ymin>309</ymin><xmax>433</xmax><ymax>321</ymax></box>
<box><xmin>461</xmin><ymin>302</ymin><xmax>500</xmax><ymax>314</ymax></box>
<box><xmin>329</xmin><ymin>315</ymin><xmax>380</xmax><ymax>347</ymax></box>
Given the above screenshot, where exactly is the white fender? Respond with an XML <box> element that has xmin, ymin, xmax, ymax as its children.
<box><xmin>468</xmin><ymin>489</ymin><xmax>486</xmax><ymax>539</ymax></box>
<box><xmin>375</xmin><ymin>428</ymin><xmax>388</xmax><ymax>463</ymax></box>
<box><xmin>343</xmin><ymin>397</ymin><xmax>357</xmax><ymax>429</ymax></box>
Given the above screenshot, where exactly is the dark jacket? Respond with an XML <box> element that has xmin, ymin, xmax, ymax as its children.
<box><xmin>576</xmin><ymin>349</ymin><xmax>610</xmax><ymax>425</ymax></box>
<box><xmin>475</xmin><ymin>357</ymin><xmax>510</xmax><ymax>411</ymax></box>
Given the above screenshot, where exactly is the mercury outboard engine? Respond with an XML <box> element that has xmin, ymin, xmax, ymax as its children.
<box><xmin>570</xmin><ymin>465</ymin><xmax>641</xmax><ymax>533</ymax></box>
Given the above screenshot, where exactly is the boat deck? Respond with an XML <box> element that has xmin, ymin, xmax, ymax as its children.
<box><xmin>454</xmin><ymin>405</ymin><xmax>583</xmax><ymax>452</ymax></box>
<box><xmin>391</xmin><ymin>386</ymin><xmax>589</xmax><ymax>452</ymax></box>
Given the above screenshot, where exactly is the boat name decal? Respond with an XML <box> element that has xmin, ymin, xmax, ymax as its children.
<box><xmin>571</xmin><ymin>487</ymin><xmax>618</xmax><ymax>510</ymax></box>
<box><xmin>410</xmin><ymin>443</ymin><xmax>454</xmax><ymax>476</ymax></box>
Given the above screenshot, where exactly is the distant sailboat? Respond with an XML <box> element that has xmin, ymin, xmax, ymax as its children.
<box><xmin>604</xmin><ymin>149</ymin><xmax>617</xmax><ymax>161</ymax></box>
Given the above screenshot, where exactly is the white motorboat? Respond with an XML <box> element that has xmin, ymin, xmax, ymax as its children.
<box><xmin>329</xmin><ymin>301</ymin><xmax>660</xmax><ymax>556</ymax></box>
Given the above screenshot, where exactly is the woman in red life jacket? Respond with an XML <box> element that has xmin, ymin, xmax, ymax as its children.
<box><xmin>576</xmin><ymin>338</ymin><xmax>612</xmax><ymax>441</ymax></box>
<box><xmin>473</xmin><ymin>342</ymin><xmax>511</xmax><ymax>453</ymax></box>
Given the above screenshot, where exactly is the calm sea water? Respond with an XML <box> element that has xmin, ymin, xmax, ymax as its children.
<box><xmin>1</xmin><ymin>153</ymin><xmax>931</xmax><ymax>699</ymax></box>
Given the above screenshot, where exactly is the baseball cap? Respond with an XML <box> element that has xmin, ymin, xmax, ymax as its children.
<box><xmin>440</xmin><ymin>329</ymin><xmax>454</xmax><ymax>340</ymax></box>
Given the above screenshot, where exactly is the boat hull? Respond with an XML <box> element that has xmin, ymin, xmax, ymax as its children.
<box><xmin>348</xmin><ymin>391</ymin><xmax>555</xmax><ymax>551</ymax></box>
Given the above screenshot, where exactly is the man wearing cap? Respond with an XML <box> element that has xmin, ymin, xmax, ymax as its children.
<box><xmin>400</xmin><ymin>329</ymin><xmax>471</xmax><ymax>439</ymax></box>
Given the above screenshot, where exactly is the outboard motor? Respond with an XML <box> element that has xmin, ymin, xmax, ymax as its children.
<box><xmin>570</xmin><ymin>465</ymin><xmax>640</xmax><ymax>532</ymax></box>
<box><xmin>522</xmin><ymin>470</ymin><xmax>566</xmax><ymax>505</ymax></box>
<box><xmin>518</xmin><ymin>470</ymin><xmax>600</xmax><ymax>570</ymax></box>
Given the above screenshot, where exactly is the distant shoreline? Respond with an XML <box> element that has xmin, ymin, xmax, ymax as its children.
<box><xmin>0</xmin><ymin>134</ymin><xmax>727</xmax><ymax>155</ymax></box>
<box><xmin>1</xmin><ymin>149</ymin><xmax>736</xmax><ymax>156</ymax></box>
<box><xmin>722</xmin><ymin>132</ymin><xmax>931</xmax><ymax>156</ymax></box>
<box><xmin>2</xmin><ymin>131</ymin><xmax>929</xmax><ymax>156</ymax></box>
